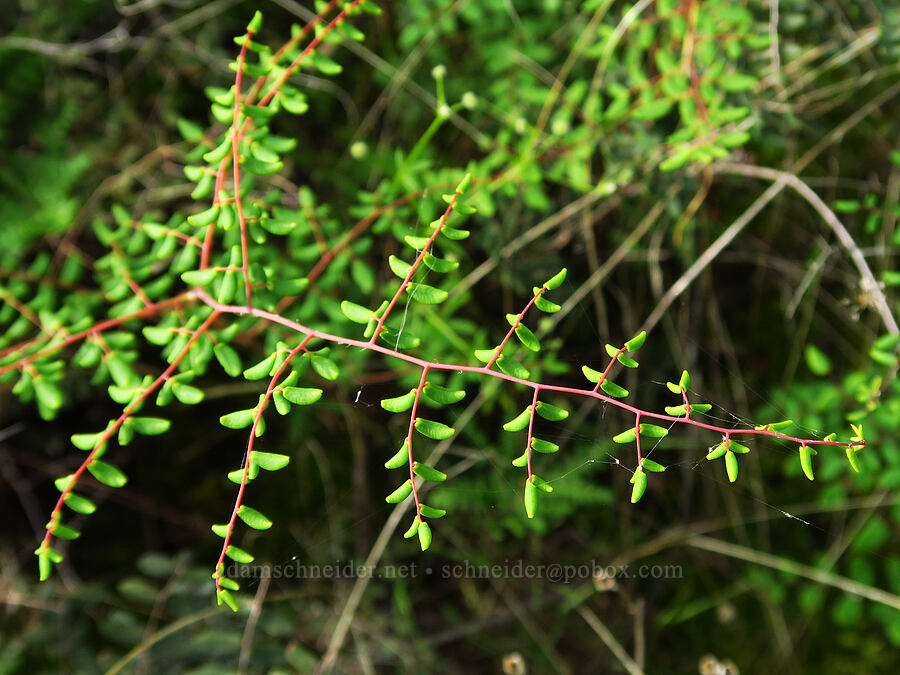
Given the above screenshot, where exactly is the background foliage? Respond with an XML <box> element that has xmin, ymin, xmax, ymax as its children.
<box><xmin>1</xmin><ymin>0</ymin><xmax>899</xmax><ymax>673</ymax></box>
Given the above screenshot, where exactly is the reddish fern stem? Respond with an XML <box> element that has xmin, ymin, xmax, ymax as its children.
<box><xmin>680</xmin><ymin>386</ymin><xmax>692</xmax><ymax>416</ymax></box>
<box><xmin>525</xmin><ymin>387</ymin><xmax>540</xmax><ymax>481</ymax></box>
<box><xmin>244</xmin><ymin>0</ymin><xmax>342</xmax><ymax>105</ymax></box>
<box><xmin>257</xmin><ymin>0</ymin><xmax>365</xmax><ymax>108</ymax></box>
<box><xmin>38</xmin><ymin>310</ymin><xmax>221</xmax><ymax>558</ymax></box>
<box><xmin>369</xmin><ymin>189</ymin><xmax>462</xmax><ymax>343</ymax></box>
<box><xmin>202</xmin><ymin>0</ymin><xmax>361</xmax><ymax>271</ymax></box>
<box><xmin>486</xmin><ymin>287</ymin><xmax>544</xmax><ymax>369</ymax></box>
<box><xmin>0</xmin><ymin>292</ymin><xmax>195</xmax><ymax>375</ymax></box>
<box><xmin>634</xmin><ymin>412</ymin><xmax>643</xmax><ymax>464</ymax></box>
<box><xmin>406</xmin><ymin>366</ymin><xmax>430</xmax><ymax>522</ymax></box>
<box><xmin>214</xmin><ymin>334</ymin><xmax>313</xmax><ymax>592</ymax></box>
<box><xmin>200</xmin><ymin>290</ymin><xmax>865</xmax><ymax>453</ymax></box>
<box><xmin>592</xmin><ymin>345</ymin><xmax>627</xmax><ymax>393</ymax></box>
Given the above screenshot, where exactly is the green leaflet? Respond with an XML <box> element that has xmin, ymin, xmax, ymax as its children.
<box><xmin>64</xmin><ymin>493</ymin><xmax>96</xmax><ymax>515</ymax></box>
<box><xmin>440</xmin><ymin>226</ymin><xmax>469</xmax><ymax>240</ymax></box>
<box><xmin>533</xmin><ymin>291</ymin><xmax>561</xmax><ymax>313</ymax></box>
<box><xmin>181</xmin><ymin>268</ymin><xmax>217</xmax><ymax>286</ymax></box>
<box><xmin>503</xmin><ymin>407</ymin><xmax>532</xmax><ymax>432</ymax></box>
<box><xmin>706</xmin><ymin>443</ymin><xmax>727</xmax><ymax>460</ymax></box>
<box><xmin>624</xmin><ymin>330</ymin><xmax>646</xmax><ymax>351</ymax></box>
<box><xmin>220</xmin><ymin>409</ymin><xmax>255</xmax><ymax>429</ymax></box>
<box><xmin>238</xmin><ymin>505</ymin><xmax>273</xmax><ymax>530</ymax></box>
<box><xmin>617</xmin><ymin>353</ymin><xmax>639</xmax><ymax>368</ymax></box>
<box><xmin>638</xmin><ymin>423</ymin><xmax>668</xmax><ymax>438</ymax></box>
<box><xmin>423</xmin><ymin>253</ymin><xmax>459</xmax><ymax>273</ymax></box>
<box><xmin>378</xmin><ymin>327</ymin><xmax>421</xmax><ymax>350</ymax></box>
<box><xmin>403</xmin><ymin>518</ymin><xmax>419</xmax><ymax>538</ymax></box>
<box><xmin>88</xmin><ymin>460</ymin><xmax>127</xmax><ymax>488</ymax></box>
<box><xmin>665</xmin><ymin>403</ymin><xmax>711</xmax><ymax>416</ymax></box>
<box><xmin>407</xmin><ymin>282</ymin><xmax>448</xmax><ymax>305</ymax></box>
<box><xmin>535</xmin><ymin>401</ymin><xmax>568</xmax><ymax>421</ymax></box>
<box><xmin>384</xmin><ymin>440</ymin><xmax>409</xmax><ymax>469</ymax></box>
<box><xmin>846</xmin><ymin>447</ymin><xmax>861</xmax><ymax>473</ymax></box>
<box><xmin>341</xmin><ymin>300</ymin><xmax>372</xmax><ymax>324</ymax></box>
<box><xmin>600</xmin><ymin>380</ymin><xmax>628</xmax><ymax>398</ymax></box>
<box><xmin>186</xmin><ymin>205</ymin><xmax>219</xmax><ymax>227</ymax></box>
<box><xmin>799</xmin><ymin>445</ymin><xmax>817</xmax><ymax>481</ymax></box>
<box><xmin>388</xmin><ymin>255</ymin><xmax>411</xmax><ymax>278</ymax></box>
<box><xmin>524</xmin><ymin>479</ymin><xmax>537</xmax><ymax>519</ymax></box>
<box><xmin>414</xmin><ymin>418</ymin><xmax>455</xmax><ymax>440</ymax></box>
<box><xmin>310</xmin><ymin>354</ymin><xmax>339</xmax><ymax>380</ymax></box>
<box><xmin>418</xmin><ymin>521</ymin><xmax>433</xmax><ymax>551</ymax></box>
<box><xmin>386</xmin><ymin>479</ymin><xmax>413</xmax><ymax>503</ymax></box>
<box><xmin>496</xmin><ymin>356</ymin><xmax>530</xmax><ymax>379</ymax></box>
<box><xmin>582</xmin><ymin>365</ymin><xmax>603</xmax><ymax>383</ymax></box>
<box><xmin>131</xmin><ymin>417</ymin><xmax>171</xmax><ymax>435</ymax></box>
<box><xmin>54</xmin><ymin>475</ymin><xmax>74</xmax><ymax>492</ymax></box>
<box><xmin>381</xmin><ymin>389</ymin><xmax>416</xmax><ymax>412</ymax></box>
<box><xmin>630</xmin><ymin>470</ymin><xmax>647</xmax><ymax>503</ymax></box>
<box><xmin>530</xmin><ymin>437</ymin><xmax>559</xmax><ymax>453</ymax></box>
<box><xmin>171</xmin><ymin>381</ymin><xmax>205</xmax><ymax>405</ymax></box>
<box><xmin>404</xmin><ymin>235</ymin><xmax>429</xmax><ymax>250</ymax></box>
<box><xmin>250</xmin><ymin>451</ymin><xmax>290</xmax><ymax>471</ymax></box>
<box><xmin>531</xmin><ymin>474</ymin><xmax>553</xmax><ymax>493</ymax></box>
<box><xmin>217</xmin><ymin>589</ymin><xmax>239</xmax><ymax>612</ymax></box>
<box><xmin>641</xmin><ymin>458</ymin><xmax>666</xmax><ymax>472</ymax></box>
<box><xmin>214</xmin><ymin>344</ymin><xmax>242</xmax><ymax>377</ymax></box>
<box><xmin>614</xmin><ymin>428</ymin><xmax>638</xmax><ymax>443</ymax></box>
<box><xmin>225</xmin><ymin>545</ymin><xmax>254</xmax><ymax>564</ymax></box>
<box><xmin>71</xmin><ymin>433</ymin><xmax>101</xmax><ymax>451</ymax></box>
<box><xmin>725</xmin><ymin>451</ymin><xmax>739</xmax><ymax>482</ymax></box>
<box><xmin>413</xmin><ymin>463</ymin><xmax>447</xmax><ymax>482</ymax></box>
<box><xmin>543</xmin><ymin>268</ymin><xmax>567</xmax><ymax>290</ymax></box>
<box><xmin>753</xmin><ymin>420</ymin><xmax>793</xmax><ymax>432</ymax></box>
<box><xmin>419</xmin><ymin>504</ymin><xmax>446</xmax><ymax>518</ymax></box>
<box><xmin>515</xmin><ymin>324</ymin><xmax>541</xmax><ymax>352</ymax></box>
<box><xmin>243</xmin><ymin>353</ymin><xmax>276</xmax><ymax>380</ymax></box>
<box><xmin>422</xmin><ymin>382</ymin><xmax>466</xmax><ymax>405</ymax></box>
<box><xmin>282</xmin><ymin>386</ymin><xmax>323</xmax><ymax>405</ymax></box>
<box><xmin>474</xmin><ymin>348</ymin><xmax>497</xmax><ymax>363</ymax></box>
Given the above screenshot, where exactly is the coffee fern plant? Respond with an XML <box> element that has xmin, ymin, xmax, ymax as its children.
<box><xmin>0</xmin><ymin>0</ymin><xmax>877</xmax><ymax>621</ymax></box>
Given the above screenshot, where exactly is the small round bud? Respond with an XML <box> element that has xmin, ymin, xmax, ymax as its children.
<box><xmin>431</xmin><ymin>64</ymin><xmax>447</xmax><ymax>80</ymax></box>
<box><xmin>514</xmin><ymin>117</ymin><xmax>527</xmax><ymax>134</ymax></box>
<box><xmin>461</xmin><ymin>91</ymin><xmax>477</xmax><ymax>109</ymax></box>
<box><xmin>437</xmin><ymin>104</ymin><xmax>452</xmax><ymax>119</ymax></box>
<box><xmin>551</xmin><ymin>117</ymin><xmax>570</xmax><ymax>135</ymax></box>
<box><xmin>349</xmin><ymin>141</ymin><xmax>368</xmax><ymax>159</ymax></box>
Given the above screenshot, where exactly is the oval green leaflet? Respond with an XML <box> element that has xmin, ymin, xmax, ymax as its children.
<box><xmin>422</xmin><ymin>382</ymin><xmax>466</xmax><ymax>405</ymax></box>
<box><xmin>503</xmin><ymin>407</ymin><xmax>532</xmax><ymax>432</ymax></box>
<box><xmin>413</xmin><ymin>463</ymin><xmax>447</xmax><ymax>482</ymax></box>
<box><xmin>725</xmin><ymin>451</ymin><xmax>739</xmax><ymax>482</ymax></box>
<box><xmin>418</xmin><ymin>521</ymin><xmax>432</xmax><ymax>551</ymax></box>
<box><xmin>384</xmin><ymin>440</ymin><xmax>410</xmax><ymax>469</ymax></box>
<box><xmin>381</xmin><ymin>389</ymin><xmax>416</xmax><ymax>412</ymax></box>
<box><xmin>535</xmin><ymin>401</ymin><xmax>568</xmax><ymax>421</ymax></box>
<box><xmin>524</xmin><ymin>478</ymin><xmax>538</xmax><ymax>518</ymax></box>
<box><xmin>613</xmin><ymin>428</ymin><xmax>637</xmax><ymax>444</ymax></box>
<box><xmin>282</xmin><ymin>386</ymin><xmax>322</xmax><ymax>405</ymax></box>
<box><xmin>414</xmin><ymin>418</ymin><xmax>455</xmax><ymax>440</ymax></box>
<box><xmin>385</xmin><ymin>480</ymin><xmax>413</xmax><ymax>503</ymax></box>
<box><xmin>630</xmin><ymin>470</ymin><xmax>647</xmax><ymax>503</ymax></box>
<box><xmin>799</xmin><ymin>445</ymin><xmax>817</xmax><ymax>481</ymax></box>
<box><xmin>238</xmin><ymin>505</ymin><xmax>273</xmax><ymax>530</ymax></box>
<box><xmin>250</xmin><ymin>451</ymin><xmax>290</xmax><ymax>471</ymax></box>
